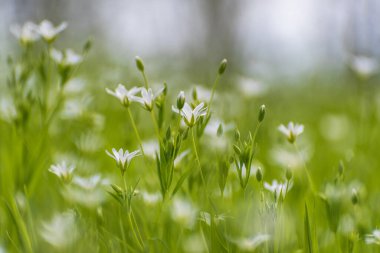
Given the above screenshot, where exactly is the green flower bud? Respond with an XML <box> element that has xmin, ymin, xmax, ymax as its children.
<box><xmin>192</xmin><ymin>87</ymin><xmax>198</xmax><ymax>101</ymax></box>
<box><xmin>233</xmin><ymin>144</ymin><xmax>241</xmax><ymax>155</ymax></box>
<box><xmin>217</xmin><ymin>123</ymin><xmax>223</xmax><ymax>137</ymax></box>
<box><xmin>177</xmin><ymin>91</ymin><xmax>185</xmax><ymax>109</ymax></box>
<box><xmin>285</xmin><ymin>168</ymin><xmax>293</xmax><ymax>181</ymax></box>
<box><xmin>258</xmin><ymin>104</ymin><xmax>266</xmax><ymax>122</ymax></box>
<box><xmin>256</xmin><ymin>167</ymin><xmax>263</xmax><ymax>182</ymax></box>
<box><xmin>218</xmin><ymin>59</ymin><xmax>228</xmax><ymax>75</ymax></box>
<box><xmin>234</xmin><ymin>129</ymin><xmax>240</xmax><ymax>142</ymax></box>
<box><xmin>135</xmin><ymin>56</ymin><xmax>145</xmax><ymax>72</ymax></box>
<box><xmin>351</xmin><ymin>189</ymin><xmax>359</xmax><ymax>205</ymax></box>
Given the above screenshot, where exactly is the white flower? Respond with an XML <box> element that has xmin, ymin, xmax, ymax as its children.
<box><xmin>264</xmin><ymin>180</ymin><xmax>293</xmax><ymax>200</ymax></box>
<box><xmin>106</xmin><ymin>148</ymin><xmax>141</xmax><ymax>173</ymax></box>
<box><xmin>172</xmin><ymin>102</ymin><xmax>207</xmax><ymax>127</ymax></box>
<box><xmin>228</xmin><ymin>234</ymin><xmax>270</xmax><ymax>251</ymax></box>
<box><xmin>49</xmin><ymin>161</ymin><xmax>75</xmax><ymax>183</ymax></box>
<box><xmin>171</xmin><ymin>198</ymin><xmax>198</xmax><ymax>228</ymax></box>
<box><xmin>72</xmin><ymin>174</ymin><xmax>107</xmax><ymax>190</ymax></box>
<box><xmin>278</xmin><ymin>122</ymin><xmax>304</xmax><ymax>143</ymax></box>
<box><xmin>140</xmin><ymin>191</ymin><xmax>162</xmax><ymax>205</ymax></box>
<box><xmin>50</xmin><ymin>48</ymin><xmax>82</xmax><ymax>67</ymax></box>
<box><xmin>134</xmin><ymin>87</ymin><xmax>165</xmax><ymax>111</ymax></box>
<box><xmin>105</xmin><ymin>84</ymin><xmax>141</xmax><ymax>107</ymax></box>
<box><xmin>366</xmin><ymin>229</ymin><xmax>380</xmax><ymax>245</ymax></box>
<box><xmin>350</xmin><ymin>55</ymin><xmax>378</xmax><ymax>79</ymax></box>
<box><xmin>10</xmin><ymin>22</ymin><xmax>40</xmax><ymax>44</ymax></box>
<box><xmin>40</xmin><ymin>210</ymin><xmax>78</xmax><ymax>249</ymax></box>
<box><xmin>38</xmin><ymin>20</ymin><xmax>67</xmax><ymax>43</ymax></box>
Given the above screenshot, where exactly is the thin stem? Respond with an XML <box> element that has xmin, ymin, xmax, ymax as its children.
<box><xmin>128</xmin><ymin>212</ymin><xmax>144</xmax><ymax>250</ymax></box>
<box><xmin>142</xmin><ymin>71</ymin><xmax>149</xmax><ymax>88</ymax></box>
<box><xmin>118</xmin><ymin>207</ymin><xmax>127</xmax><ymax>252</ymax></box>
<box><xmin>191</xmin><ymin>127</ymin><xmax>207</xmax><ymax>189</ymax></box>
<box><xmin>150</xmin><ymin>110</ymin><xmax>162</xmax><ymax>143</ymax></box>
<box><xmin>206</xmin><ymin>74</ymin><xmax>220</xmax><ymax>116</ymax></box>
<box><xmin>131</xmin><ymin>210</ymin><xmax>144</xmax><ymax>248</ymax></box>
<box><xmin>127</xmin><ymin>108</ymin><xmax>145</xmax><ymax>155</ymax></box>
<box><xmin>294</xmin><ymin>143</ymin><xmax>316</xmax><ymax>194</ymax></box>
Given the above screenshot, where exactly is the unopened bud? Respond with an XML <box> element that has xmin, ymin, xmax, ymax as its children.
<box><xmin>218</xmin><ymin>59</ymin><xmax>228</xmax><ymax>75</ymax></box>
<box><xmin>256</xmin><ymin>168</ymin><xmax>263</xmax><ymax>182</ymax></box>
<box><xmin>285</xmin><ymin>168</ymin><xmax>293</xmax><ymax>181</ymax></box>
<box><xmin>258</xmin><ymin>104</ymin><xmax>266</xmax><ymax>122</ymax></box>
<box><xmin>217</xmin><ymin>123</ymin><xmax>223</xmax><ymax>137</ymax></box>
<box><xmin>177</xmin><ymin>91</ymin><xmax>185</xmax><ymax>109</ymax></box>
<box><xmin>135</xmin><ymin>56</ymin><xmax>145</xmax><ymax>72</ymax></box>
<box><xmin>192</xmin><ymin>87</ymin><xmax>198</xmax><ymax>101</ymax></box>
<box><xmin>234</xmin><ymin>129</ymin><xmax>240</xmax><ymax>142</ymax></box>
<box><xmin>351</xmin><ymin>189</ymin><xmax>359</xmax><ymax>205</ymax></box>
<box><xmin>83</xmin><ymin>39</ymin><xmax>92</xmax><ymax>53</ymax></box>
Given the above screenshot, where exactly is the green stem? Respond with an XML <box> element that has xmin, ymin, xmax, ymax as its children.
<box><xmin>150</xmin><ymin>110</ymin><xmax>161</xmax><ymax>143</ymax></box>
<box><xmin>206</xmin><ymin>74</ymin><xmax>221</xmax><ymax>116</ymax></box>
<box><xmin>142</xmin><ymin>71</ymin><xmax>149</xmax><ymax>88</ymax></box>
<box><xmin>294</xmin><ymin>143</ymin><xmax>316</xmax><ymax>194</ymax></box>
<box><xmin>127</xmin><ymin>108</ymin><xmax>145</xmax><ymax>155</ymax></box>
<box><xmin>191</xmin><ymin>127</ymin><xmax>207</xmax><ymax>189</ymax></box>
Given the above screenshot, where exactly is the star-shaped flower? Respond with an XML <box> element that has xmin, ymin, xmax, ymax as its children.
<box><xmin>278</xmin><ymin>122</ymin><xmax>304</xmax><ymax>143</ymax></box>
<box><xmin>38</xmin><ymin>20</ymin><xmax>67</xmax><ymax>43</ymax></box>
<box><xmin>50</xmin><ymin>48</ymin><xmax>82</xmax><ymax>67</ymax></box>
<box><xmin>10</xmin><ymin>22</ymin><xmax>40</xmax><ymax>45</ymax></box>
<box><xmin>49</xmin><ymin>161</ymin><xmax>75</xmax><ymax>183</ymax></box>
<box><xmin>105</xmin><ymin>84</ymin><xmax>141</xmax><ymax>107</ymax></box>
<box><xmin>134</xmin><ymin>87</ymin><xmax>165</xmax><ymax>111</ymax></box>
<box><xmin>106</xmin><ymin>148</ymin><xmax>141</xmax><ymax>174</ymax></box>
<box><xmin>172</xmin><ymin>102</ymin><xmax>207</xmax><ymax>127</ymax></box>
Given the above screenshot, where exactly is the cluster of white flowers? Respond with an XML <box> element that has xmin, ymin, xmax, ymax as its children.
<box><xmin>10</xmin><ymin>20</ymin><xmax>67</xmax><ymax>44</ymax></box>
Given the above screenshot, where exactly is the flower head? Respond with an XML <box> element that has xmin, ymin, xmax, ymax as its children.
<box><xmin>134</xmin><ymin>87</ymin><xmax>165</xmax><ymax>111</ymax></box>
<box><xmin>38</xmin><ymin>20</ymin><xmax>67</xmax><ymax>43</ymax></box>
<box><xmin>278</xmin><ymin>122</ymin><xmax>304</xmax><ymax>143</ymax></box>
<box><xmin>106</xmin><ymin>148</ymin><xmax>141</xmax><ymax>174</ymax></box>
<box><xmin>49</xmin><ymin>161</ymin><xmax>75</xmax><ymax>183</ymax></box>
<box><xmin>50</xmin><ymin>48</ymin><xmax>82</xmax><ymax>67</ymax></box>
<box><xmin>172</xmin><ymin>102</ymin><xmax>207</xmax><ymax>127</ymax></box>
<box><xmin>10</xmin><ymin>22</ymin><xmax>40</xmax><ymax>44</ymax></box>
<box><xmin>105</xmin><ymin>84</ymin><xmax>141</xmax><ymax>107</ymax></box>
<box><xmin>264</xmin><ymin>180</ymin><xmax>293</xmax><ymax>201</ymax></box>
<box><xmin>366</xmin><ymin>229</ymin><xmax>380</xmax><ymax>245</ymax></box>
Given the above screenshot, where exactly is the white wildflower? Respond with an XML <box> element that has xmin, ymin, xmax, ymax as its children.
<box><xmin>38</xmin><ymin>20</ymin><xmax>67</xmax><ymax>43</ymax></box>
<box><xmin>40</xmin><ymin>210</ymin><xmax>78</xmax><ymax>249</ymax></box>
<box><xmin>350</xmin><ymin>55</ymin><xmax>378</xmax><ymax>79</ymax></box>
<box><xmin>106</xmin><ymin>148</ymin><xmax>141</xmax><ymax>174</ymax></box>
<box><xmin>105</xmin><ymin>84</ymin><xmax>141</xmax><ymax>107</ymax></box>
<box><xmin>366</xmin><ymin>229</ymin><xmax>380</xmax><ymax>245</ymax></box>
<box><xmin>50</xmin><ymin>48</ymin><xmax>82</xmax><ymax>67</ymax></box>
<box><xmin>229</xmin><ymin>234</ymin><xmax>271</xmax><ymax>251</ymax></box>
<box><xmin>10</xmin><ymin>22</ymin><xmax>40</xmax><ymax>44</ymax></box>
<box><xmin>140</xmin><ymin>191</ymin><xmax>162</xmax><ymax>206</ymax></box>
<box><xmin>171</xmin><ymin>198</ymin><xmax>198</xmax><ymax>228</ymax></box>
<box><xmin>134</xmin><ymin>87</ymin><xmax>165</xmax><ymax>111</ymax></box>
<box><xmin>278</xmin><ymin>122</ymin><xmax>304</xmax><ymax>143</ymax></box>
<box><xmin>49</xmin><ymin>161</ymin><xmax>75</xmax><ymax>183</ymax></box>
<box><xmin>172</xmin><ymin>102</ymin><xmax>207</xmax><ymax>127</ymax></box>
<box><xmin>264</xmin><ymin>180</ymin><xmax>293</xmax><ymax>200</ymax></box>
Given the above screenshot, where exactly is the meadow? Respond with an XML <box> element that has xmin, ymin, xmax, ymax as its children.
<box><xmin>1</xmin><ymin>20</ymin><xmax>380</xmax><ymax>253</ymax></box>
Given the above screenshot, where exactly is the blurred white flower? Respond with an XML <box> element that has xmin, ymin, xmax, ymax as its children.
<box><xmin>264</xmin><ymin>180</ymin><xmax>293</xmax><ymax>200</ymax></box>
<box><xmin>50</xmin><ymin>48</ymin><xmax>82</xmax><ymax>67</ymax></box>
<box><xmin>0</xmin><ymin>97</ymin><xmax>17</xmax><ymax>123</ymax></box>
<box><xmin>319</xmin><ymin>114</ymin><xmax>351</xmax><ymax>142</ymax></box>
<box><xmin>61</xmin><ymin>95</ymin><xmax>93</xmax><ymax>119</ymax></box>
<box><xmin>140</xmin><ymin>191</ymin><xmax>162</xmax><ymax>205</ymax></box>
<box><xmin>229</xmin><ymin>234</ymin><xmax>270</xmax><ymax>251</ymax></box>
<box><xmin>49</xmin><ymin>161</ymin><xmax>75</xmax><ymax>183</ymax></box>
<box><xmin>63</xmin><ymin>174</ymin><xmax>109</xmax><ymax>207</ymax></box>
<box><xmin>270</xmin><ymin>145</ymin><xmax>309</xmax><ymax>169</ymax></box>
<box><xmin>278</xmin><ymin>122</ymin><xmax>304</xmax><ymax>143</ymax></box>
<box><xmin>64</xmin><ymin>78</ymin><xmax>87</xmax><ymax>94</ymax></box>
<box><xmin>10</xmin><ymin>22</ymin><xmax>40</xmax><ymax>44</ymax></box>
<box><xmin>199</xmin><ymin>211</ymin><xmax>227</xmax><ymax>226</ymax></box>
<box><xmin>38</xmin><ymin>20</ymin><xmax>67</xmax><ymax>43</ymax></box>
<box><xmin>74</xmin><ymin>132</ymin><xmax>103</xmax><ymax>153</ymax></box>
<box><xmin>40</xmin><ymin>210</ymin><xmax>78</xmax><ymax>249</ymax></box>
<box><xmin>106</xmin><ymin>148</ymin><xmax>141</xmax><ymax>173</ymax></box>
<box><xmin>171</xmin><ymin>198</ymin><xmax>198</xmax><ymax>228</ymax></box>
<box><xmin>350</xmin><ymin>55</ymin><xmax>378</xmax><ymax>79</ymax></box>
<box><xmin>237</xmin><ymin>76</ymin><xmax>267</xmax><ymax>98</ymax></box>
<box><xmin>366</xmin><ymin>229</ymin><xmax>380</xmax><ymax>245</ymax></box>
<box><xmin>105</xmin><ymin>84</ymin><xmax>141</xmax><ymax>107</ymax></box>
<box><xmin>172</xmin><ymin>102</ymin><xmax>207</xmax><ymax>127</ymax></box>
<box><xmin>142</xmin><ymin>139</ymin><xmax>159</xmax><ymax>158</ymax></box>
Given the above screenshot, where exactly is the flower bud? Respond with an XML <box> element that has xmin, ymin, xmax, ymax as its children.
<box><xmin>218</xmin><ymin>59</ymin><xmax>228</xmax><ymax>75</ymax></box>
<box><xmin>177</xmin><ymin>91</ymin><xmax>185</xmax><ymax>109</ymax></box>
<box><xmin>256</xmin><ymin>167</ymin><xmax>263</xmax><ymax>182</ymax></box>
<box><xmin>234</xmin><ymin>129</ymin><xmax>240</xmax><ymax>142</ymax></box>
<box><xmin>192</xmin><ymin>87</ymin><xmax>198</xmax><ymax>101</ymax></box>
<box><xmin>217</xmin><ymin>123</ymin><xmax>223</xmax><ymax>137</ymax></box>
<box><xmin>135</xmin><ymin>56</ymin><xmax>145</xmax><ymax>72</ymax></box>
<box><xmin>285</xmin><ymin>168</ymin><xmax>293</xmax><ymax>181</ymax></box>
<box><xmin>351</xmin><ymin>189</ymin><xmax>359</xmax><ymax>205</ymax></box>
<box><xmin>258</xmin><ymin>104</ymin><xmax>266</xmax><ymax>122</ymax></box>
